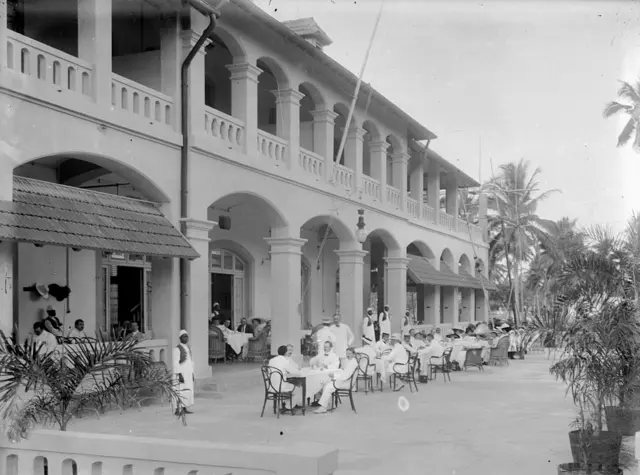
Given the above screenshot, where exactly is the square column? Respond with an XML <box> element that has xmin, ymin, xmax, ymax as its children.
<box><xmin>0</xmin><ymin>155</ymin><xmax>13</xmax><ymax>336</ymax></box>
<box><xmin>441</xmin><ymin>286</ymin><xmax>458</xmax><ymax>324</ymax></box>
<box><xmin>265</xmin><ymin>237</ymin><xmax>306</xmax><ymax>353</ymax></box>
<box><xmin>272</xmin><ymin>88</ymin><xmax>305</xmax><ymax>171</ymax></box>
<box><xmin>310</xmin><ymin>109</ymin><xmax>338</xmax><ymax>182</ymax></box>
<box><xmin>180</xmin><ymin>25</ymin><xmax>210</xmax><ymax>139</ymax></box>
<box><xmin>159</xmin><ymin>12</ymin><xmax>181</xmax><ymax>130</ymax></box>
<box><xmin>77</xmin><ymin>0</ymin><xmax>112</xmax><ymax>105</ymax></box>
<box><xmin>410</xmin><ymin>163</ymin><xmax>424</xmax><ymax>218</ymax></box>
<box><xmin>384</xmin><ymin>256</ymin><xmax>409</xmax><ymax>334</ymax></box>
<box><xmin>227</xmin><ymin>62</ymin><xmax>261</xmax><ymax>156</ymax></box>
<box><xmin>475</xmin><ymin>289</ymin><xmax>487</xmax><ymax>321</ymax></box>
<box><xmin>181</xmin><ymin>218</ymin><xmax>217</xmax><ymax>379</ymax></box>
<box><xmin>460</xmin><ymin>288</ymin><xmax>474</xmax><ymax>322</ymax></box>
<box><xmin>0</xmin><ymin>0</ymin><xmax>7</xmax><ymax>69</ymax></box>
<box><xmin>345</xmin><ymin>125</ymin><xmax>366</xmax><ymax>196</ymax></box>
<box><xmin>369</xmin><ymin>141</ymin><xmax>389</xmax><ymax>202</ymax></box>
<box><xmin>391</xmin><ymin>152</ymin><xmax>409</xmax><ymax>212</ymax></box>
<box><xmin>445</xmin><ymin>174</ymin><xmax>459</xmax><ymax>226</ymax></box>
<box><xmin>427</xmin><ymin>159</ymin><xmax>440</xmax><ymax>223</ymax></box>
<box><xmin>335</xmin><ymin>249</ymin><xmax>367</xmax><ymax>344</ymax></box>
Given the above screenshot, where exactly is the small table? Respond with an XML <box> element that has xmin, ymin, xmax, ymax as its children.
<box><xmin>287</xmin><ymin>368</ymin><xmax>328</xmax><ymax>415</ymax></box>
<box><xmin>287</xmin><ymin>376</ymin><xmax>307</xmax><ymax>415</ymax></box>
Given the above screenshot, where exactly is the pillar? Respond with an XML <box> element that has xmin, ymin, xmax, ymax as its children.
<box><xmin>479</xmin><ymin>193</ymin><xmax>488</xmax><ymax>243</ymax></box>
<box><xmin>391</xmin><ymin>152</ymin><xmax>409</xmax><ymax>212</ymax></box>
<box><xmin>422</xmin><ymin>284</ymin><xmax>438</xmax><ymax>325</ymax></box>
<box><xmin>273</xmin><ymin>88</ymin><xmax>305</xmax><ymax>171</ymax></box>
<box><xmin>335</xmin><ymin>249</ymin><xmax>366</xmax><ymax>344</ymax></box>
<box><xmin>445</xmin><ymin>174</ymin><xmax>458</xmax><ymax>224</ymax></box>
<box><xmin>369</xmin><ymin>141</ymin><xmax>389</xmax><ymax>202</ymax></box>
<box><xmin>77</xmin><ymin>0</ymin><xmax>112</xmax><ymax>106</ymax></box>
<box><xmin>310</xmin><ymin>109</ymin><xmax>338</xmax><ymax>182</ymax></box>
<box><xmin>362</xmin><ymin>251</ymin><xmax>371</xmax><ymax>317</ymax></box>
<box><xmin>384</xmin><ymin>256</ymin><xmax>409</xmax><ymax>334</ymax></box>
<box><xmin>160</xmin><ymin>12</ymin><xmax>181</xmax><ymax>130</ymax></box>
<box><xmin>460</xmin><ymin>288</ymin><xmax>474</xmax><ymax>322</ymax></box>
<box><xmin>0</xmin><ymin>0</ymin><xmax>7</xmax><ymax>72</ymax></box>
<box><xmin>441</xmin><ymin>286</ymin><xmax>458</xmax><ymax>324</ymax></box>
<box><xmin>345</xmin><ymin>125</ymin><xmax>366</xmax><ymax>195</ymax></box>
<box><xmin>410</xmin><ymin>163</ymin><xmax>424</xmax><ymax>218</ymax></box>
<box><xmin>0</xmin><ymin>155</ymin><xmax>13</xmax><ymax>337</ymax></box>
<box><xmin>181</xmin><ymin>218</ymin><xmax>217</xmax><ymax>379</ymax></box>
<box><xmin>265</xmin><ymin>237</ymin><xmax>306</xmax><ymax>353</ymax></box>
<box><xmin>227</xmin><ymin>62</ymin><xmax>261</xmax><ymax>156</ymax></box>
<box><xmin>180</xmin><ymin>18</ymin><xmax>209</xmax><ymax>139</ymax></box>
<box><xmin>427</xmin><ymin>159</ymin><xmax>440</xmax><ymax>223</ymax></box>
<box><xmin>475</xmin><ymin>289</ymin><xmax>487</xmax><ymax>321</ymax></box>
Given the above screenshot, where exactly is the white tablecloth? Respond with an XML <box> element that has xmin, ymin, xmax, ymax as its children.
<box><xmin>226</xmin><ymin>333</ymin><xmax>250</xmax><ymax>354</ymax></box>
<box><xmin>299</xmin><ymin>367</ymin><xmax>330</xmax><ymax>397</ymax></box>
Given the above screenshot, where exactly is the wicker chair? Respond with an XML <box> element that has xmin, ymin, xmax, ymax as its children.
<box><xmin>428</xmin><ymin>346</ymin><xmax>454</xmax><ymax>382</ymax></box>
<box><xmin>208</xmin><ymin>327</ymin><xmax>226</xmax><ymax>364</ymax></box>
<box><xmin>463</xmin><ymin>348</ymin><xmax>485</xmax><ymax>372</ymax></box>
<box><xmin>260</xmin><ymin>366</ymin><xmax>294</xmax><ymax>419</ymax></box>
<box><xmin>355</xmin><ymin>353</ymin><xmax>375</xmax><ymax>394</ymax></box>
<box><xmin>246</xmin><ymin>332</ymin><xmax>270</xmax><ymax>363</ymax></box>
<box><xmin>489</xmin><ymin>337</ymin><xmax>510</xmax><ymax>366</ymax></box>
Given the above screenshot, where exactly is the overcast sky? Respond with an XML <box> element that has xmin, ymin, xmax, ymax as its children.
<box><xmin>254</xmin><ymin>0</ymin><xmax>640</xmax><ymax>232</ymax></box>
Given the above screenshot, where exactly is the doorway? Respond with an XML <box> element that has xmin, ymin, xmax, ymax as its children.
<box><xmin>116</xmin><ymin>266</ymin><xmax>143</xmax><ymax>326</ymax></box>
<box><xmin>210</xmin><ymin>249</ymin><xmax>246</xmax><ymax>328</ymax></box>
<box><xmin>211</xmin><ymin>273</ymin><xmax>232</xmax><ymax>323</ymax></box>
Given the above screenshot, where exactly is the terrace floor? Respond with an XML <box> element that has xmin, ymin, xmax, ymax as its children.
<box><xmin>69</xmin><ymin>352</ymin><xmax>633</xmax><ymax>475</ymax></box>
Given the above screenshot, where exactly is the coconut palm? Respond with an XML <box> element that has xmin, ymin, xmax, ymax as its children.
<box><xmin>603</xmin><ymin>81</ymin><xmax>640</xmax><ymax>150</ymax></box>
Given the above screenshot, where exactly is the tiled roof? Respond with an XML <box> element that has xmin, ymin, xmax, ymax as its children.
<box><xmin>0</xmin><ymin>177</ymin><xmax>199</xmax><ymax>259</ymax></box>
<box><xmin>476</xmin><ymin>272</ymin><xmax>499</xmax><ymax>291</ymax></box>
<box><xmin>407</xmin><ymin>255</ymin><xmax>497</xmax><ymax>291</ymax></box>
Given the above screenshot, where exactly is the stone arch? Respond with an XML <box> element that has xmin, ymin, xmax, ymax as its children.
<box><xmin>407</xmin><ymin>240</ymin><xmax>435</xmax><ymax>260</ymax></box>
<box><xmin>13</xmin><ymin>152</ymin><xmax>170</xmax><ymax>203</ymax></box>
<box><xmin>440</xmin><ymin>248</ymin><xmax>455</xmax><ymax>270</ymax></box>
<box><xmin>298</xmin><ymin>82</ymin><xmax>326</xmax><ymax>154</ymax></box>
<box><xmin>299</xmin><ymin>214</ymin><xmax>358</xmax><ymax>249</ymax></box>
<box><xmin>256</xmin><ymin>56</ymin><xmax>291</xmax><ymax>89</ymax></box>
<box><xmin>365</xmin><ymin>228</ymin><xmax>402</xmax><ymax>255</ymax></box>
<box><xmin>208</xmin><ymin>191</ymin><xmax>289</xmax><ymax>232</ymax></box>
<box><xmin>386</xmin><ymin>133</ymin><xmax>404</xmax><ymax>153</ymax></box>
<box><xmin>61</xmin><ymin>458</ymin><xmax>77</xmax><ymax>475</ymax></box>
<box><xmin>212</xmin><ymin>25</ymin><xmax>247</xmax><ymax>61</ymax></box>
<box><xmin>298</xmin><ymin>81</ymin><xmax>326</xmax><ymax>109</ymax></box>
<box><xmin>459</xmin><ymin>253</ymin><xmax>472</xmax><ymax>272</ymax></box>
<box><xmin>475</xmin><ymin>257</ymin><xmax>486</xmax><ymax>275</ymax></box>
<box><xmin>6</xmin><ymin>454</ymin><xmax>18</xmax><ymax>475</ymax></box>
<box><xmin>362</xmin><ymin>120</ymin><xmax>382</xmax><ymax>142</ymax></box>
<box><xmin>206</xmin><ymin>28</ymin><xmax>247</xmax><ymax>116</ymax></box>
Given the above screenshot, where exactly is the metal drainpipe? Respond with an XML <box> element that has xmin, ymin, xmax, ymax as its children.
<box><xmin>180</xmin><ymin>1</ymin><xmax>219</xmax><ymax>330</ymax></box>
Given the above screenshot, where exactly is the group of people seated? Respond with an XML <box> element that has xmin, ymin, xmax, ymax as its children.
<box><xmin>209</xmin><ymin>302</ymin><xmax>270</xmax><ymax>361</ymax></box>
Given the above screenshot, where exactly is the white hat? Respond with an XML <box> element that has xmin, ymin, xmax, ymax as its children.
<box><xmin>499</xmin><ymin>324</ymin><xmax>510</xmax><ymax>330</ymax></box>
<box><xmin>366</xmin><ymin>307</ymin><xmax>373</xmax><ymax>313</ymax></box>
<box><xmin>35</xmin><ymin>283</ymin><xmax>50</xmax><ymax>299</ymax></box>
<box><xmin>322</xmin><ymin>317</ymin><xmax>332</xmax><ymax>324</ymax></box>
<box><xmin>179</xmin><ymin>329</ymin><xmax>188</xmax><ymax>337</ymax></box>
<box><xmin>390</xmin><ymin>333</ymin><xmax>401</xmax><ymax>341</ymax></box>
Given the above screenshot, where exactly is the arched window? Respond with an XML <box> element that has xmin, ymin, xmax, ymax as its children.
<box><xmin>211</xmin><ymin>249</ymin><xmax>246</xmax><ymax>326</ymax></box>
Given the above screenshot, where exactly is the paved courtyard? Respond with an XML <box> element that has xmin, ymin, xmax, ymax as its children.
<box><xmin>67</xmin><ymin>352</ymin><xmax>600</xmax><ymax>475</ymax></box>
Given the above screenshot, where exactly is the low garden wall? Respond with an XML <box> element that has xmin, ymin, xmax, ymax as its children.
<box><xmin>0</xmin><ymin>429</ymin><xmax>339</xmax><ymax>475</ymax></box>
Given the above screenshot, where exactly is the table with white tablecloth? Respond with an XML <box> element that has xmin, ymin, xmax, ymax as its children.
<box><xmin>225</xmin><ymin>332</ymin><xmax>251</xmax><ymax>354</ymax></box>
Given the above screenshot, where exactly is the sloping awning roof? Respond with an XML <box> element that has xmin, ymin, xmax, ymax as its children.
<box><xmin>0</xmin><ymin>177</ymin><xmax>199</xmax><ymax>260</ymax></box>
<box><xmin>407</xmin><ymin>255</ymin><xmax>467</xmax><ymax>287</ymax></box>
<box><xmin>476</xmin><ymin>272</ymin><xmax>499</xmax><ymax>291</ymax></box>
<box><xmin>458</xmin><ymin>267</ymin><xmax>483</xmax><ymax>289</ymax></box>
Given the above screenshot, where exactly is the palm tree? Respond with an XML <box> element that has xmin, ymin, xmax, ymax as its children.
<box><xmin>485</xmin><ymin>159</ymin><xmax>558</xmax><ymax>325</ymax></box>
<box><xmin>603</xmin><ymin>81</ymin><xmax>640</xmax><ymax>150</ymax></box>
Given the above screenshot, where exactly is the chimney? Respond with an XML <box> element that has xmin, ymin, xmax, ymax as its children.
<box><xmin>282</xmin><ymin>18</ymin><xmax>333</xmax><ymax>50</ymax></box>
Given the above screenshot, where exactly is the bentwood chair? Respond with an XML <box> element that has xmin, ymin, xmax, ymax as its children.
<box><xmin>463</xmin><ymin>348</ymin><xmax>485</xmax><ymax>372</ymax></box>
<box><xmin>355</xmin><ymin>353</ymin><xmax>375</xmax><ymax>394</ymax></box>
<box><xmin>260</xmin><ymin>366</ymin><xmax>294</xmax><ymax>419</ymax></box>
<box><xmin>390</xmin><ymin>351</ymin><xmax>420</xmax><ymax>392</ymax></box>
<box><xmin>330</xmin><ymin>368</ymin><xmax>358</xmax><ymax>414</ymax></box>
<box><xmin>429</xmin><ymin>346</ymin><xmax>453</xmax><ymax>382</ymax></box>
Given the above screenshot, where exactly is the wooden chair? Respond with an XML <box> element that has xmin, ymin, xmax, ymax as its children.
<box><xmin>329</xmin><ymin>368</ymin><xmax>358</xmax><ymax>414</ymax></box>
<box><xmin>246</xmin><ymin>332</ymin><xmax>270</xmax><ymax>363</ymax></box>
<box><xmin>489</xmin><ymin>337</ymin><xmax>510</xmax><ymax>366</ymax></box>
<box><xmin>390</xmin><ymin>351</ymin><xmax>420</xmax><ymax>392</ymax></box>
<box><xmin>355</xmin><ymin>353</ymin><xmax>375</xmax><ymax>394</ymax></box>
<box><xmin>429</xmin><ymin>346</ymin><xmax>453</xmax><ymax>382</ymax></box>
<box><xmin>463</xmin><ymin>348</ymin><xmax>485</xmax><ymax>372</ymax></box>
<box><xmin>260</xmin><ymin>366</ymin><xmax>294</xmax><ymax>419</ymax></box>
<box><xmin>208</xmin><ymin>327</ymin><xmax>226</xmax><ymax>364</ymax></box>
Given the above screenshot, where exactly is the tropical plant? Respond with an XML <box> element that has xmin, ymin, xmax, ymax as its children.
<box><xmin>603</xmin><ymin>80</ymin><xmax>640</xmax><ymax>150</ymax></box>
<box><xmin>0</xmin><ymin>331</ymin><xmax>180</xmax><ymax>441</ymax></box>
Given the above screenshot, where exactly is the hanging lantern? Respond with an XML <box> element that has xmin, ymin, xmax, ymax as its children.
<box><xmin>355</xmin><ymin>209</ymin><xmax>367</xmax><ymax>244</ymax></box>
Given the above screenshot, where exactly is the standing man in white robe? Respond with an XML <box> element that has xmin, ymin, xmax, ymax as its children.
<box><xmin>378</xmin><ymin>305</ymin><xmax>391</xmax><ymax>340</ymax></box>
<box><xmin>172</xmin><ymin>330</ymin><xmax>195</xmax><ymax>415</ymax></box>
<box><xmin>363</xmin><ymin>308</ymin><xmax>376</xmax><ymax>345</ymax></box>
<box><xmin>315</xmin><ymin>318</ymin><xmax>337</xmax><ymax>355</ymax></box>
<box><xmin>330</xmin><ymin>314</ymin><xmax>354</xmax><ymax>367</ymax></box>
<box><xmin>401</xmin><ymin>311</ymin><xmax>412</xmax><ymax>337</ymax></box>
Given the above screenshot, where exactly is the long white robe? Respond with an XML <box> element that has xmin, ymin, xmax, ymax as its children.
<box><xmin>172</xmin><ymin>343</ymin><xmax>195</xmax><ymax>408</ymax></box>
<box><xmin>378</xmin><ymin>311</ymin><xmax>391</xmax><ymax>337</ymax></box>
<box><xmin>401</xmin><ymin>316</ymin><xmax>412</xmax><ymax>337</ymax></box>
<box><xmin>329</xmin><ymin>323</ymin><xmax>354</xmax><ymax>358</ymax></box>
<box><xmin>362</xmin><ymin>315</ymin><xmax>375</xmax><ymax>344</ymax></box>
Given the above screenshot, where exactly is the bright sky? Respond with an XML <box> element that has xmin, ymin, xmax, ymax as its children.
<box><xmin>254</xmin><ymin>0</ymin><xmax>640</xmax><ymax>232</ymax></box>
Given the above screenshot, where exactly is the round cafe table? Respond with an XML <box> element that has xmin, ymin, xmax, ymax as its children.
<box><xmin>226</xmin><ymin>332</ymin><xmax>250</xmax><ymax>354</ymax></box>
<box><xmin>287</xmin><ymin>367</ymin><xmax>330</xmax><ymax>415</ymax></box>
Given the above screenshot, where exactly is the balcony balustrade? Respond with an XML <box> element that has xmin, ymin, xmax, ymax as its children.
<box><xmin>386</xmin><ymin>186</ymin><xmax>401</xmax><ymax>208</ymax></box>
<box><xmin>362</xmin><ymin>176</ymin><xmax>381</xmax><ymax>200</ymax></box>
<box><xmin>204</xmin><ymin>106</ymin><xmax>245</xmax><ymax>150</ymax></box>
<box><xmin>257</xmin><ymin>130</ymin><xmax>288</xmax><ymax>163</ymax></box>
<box><xmin>111</xmin><ymin>74</ymin><xmax>173</xmax><ymax>127</ymax></box>
<box><xmin>299</xmin><ymin>148</ymin><xmax>324</xmax><ymax>179</ymax></box>
<box><xmin>439</xmin><ymin>211</ymin><xmax>456</xmax><ymax>231</ymax></box>
<box><xmin>406</xmin><ymin>197</ymin><xmax>418</xmax><ymax>218</ymax></box>
<box><xmin>332</xmin><ymin>163</ymin><xmax>354</xmax><ymax>191</ymax></box>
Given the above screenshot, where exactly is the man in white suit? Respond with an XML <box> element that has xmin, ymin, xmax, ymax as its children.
<box><xmin>330</xmin><ymin>313</ymin><xmax>354</xmax><ymax>367</ymax></box>
<box><xmin>313</xmin><ymin>347</ymin><xmax>359</xmax><ymax>414</ymax></box>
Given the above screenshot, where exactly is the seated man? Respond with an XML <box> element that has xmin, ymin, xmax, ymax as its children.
<box><xmin>433</xmin><ymin>327</ymin><xmax>444</xmax><ymax>342</ymax></box>
<box><xmin>382</xmin><ymin>333</ymin><xmax>409</xmax><ymax>390</ymax></box>
<box><xmin>32</xmin><ymin>321</ymin><xmax>58</xmax><ymax>353</ymax></box>
<box><xmin>286</xmin><ymin>344</ymin><xmax>302</xmax><ymax>371</ymax></box>
<box><xmin>418</xmin><ymin>334</ymin><xmax>444</xmax><ymax>377</ymax></box>
<box><xmin>127</xmin><ymin>322</ymin><xmax>146</xmax><ymax>343</ymax></box>
<box><xmin>269</xmin><ymin>345</ymin><xmax>301</xmax><ymax>394</ymax></box>
<box><xmin>375</xmin><ymin>333</ymin><xmax>391</xmax><ymax>356</ymax></box>
<box><xmin>310</xmin><ymin>341</ymin><xmax>340</xmax><ymax>371</ymax></box>
<box><xmin>402</xmin><ymin>333</ymin><xmax>419</xmax><ymax>356</ymax></box>
<box><xmin>236</xmin><ymin>318</ymin><xmax>253</xmax><ymax>334</ymax></box>
<box><xmin>313</xmin><ymin>347</ymin><xmax>359</xmax><ymax>414</ymax></box>
<box><xmin>412</xmin><ymin>332</ymin><xmax>428</xmax><ymax>351</ymax></box>
<box><xmin>68</xmin><ymin>319</ymin><xmax>88</xmax><ymax>340</ymax></box>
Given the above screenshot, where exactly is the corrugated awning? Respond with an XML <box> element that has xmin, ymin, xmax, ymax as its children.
<box><xmin>407</xmin><ymin>255</ymin><xmax>497</xmax><ymax>291</ymax></box>
<box><xmin>0</xmin><ymin>177</ymin><xmax>199</xmax><ymax>260</ymax></box>
<box><xmin>476</xmin><ymin>272</ymin><xmax>499</xmax><ymax>291</ymax></box>
<box><xmin>458</xmin><ymin>267</ymin><xmax>483</xmax><ymax>289</ymax></box>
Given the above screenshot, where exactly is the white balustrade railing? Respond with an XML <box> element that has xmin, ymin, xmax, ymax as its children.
<box><xmin>257</xmin><ymin>130</ymin><xmax>288</xmax><ymax>163</ymax></box>
<box><xmin>439</xmin><ymin>211</ymin><xmax>455</xmax><ymax>230</ymax></box>
<box><xmin>332</xmin><ymin>163</ymin><xmax>354</xmax><ymax>190</ymax></box>
<box><xmin>111</xmin><ymin>74</ymin><xmax>173</xmax><ymax>126</ymax></box>
<box><xmin>299</xmin><ymin>148</ymin><xmax>324</xmax><ymax>178</ymax></box>
<box><xmin>470</xmin><ymin>223</ymin><xmax>485</xmax><ymax>242</ymax></box>
<box><xmin>457</xmin><ymin>218</ymin><xmax>467</xmax><ymax>233</ymax></box>
<box><xmin>0</xmin><ymin>430</ymin><xmax>338</xmax><ymax>475</ymax></box>
<box><xmin>406</xmin><ymin>197</ymin><xmax>418</xmax><ymax>217</ymax></box>
<box><xmin>204</xmin><ymin>106</ymin><xmax>244</xmax><ymax>149</ymax></box>
<box><xmin>5</xmin><ymin>30</ymin><xmax>93</xmax><ymax>97</ymax></box>
<box><xmin>422</xmin><ymin>204</ymin><xmax>436</xmax><ymax>222</ymax></box>
<box><xmin>362</xmin><ymin>176</ymin><xmax>381</xmax><ymax>200</ymax></box>
<box><xmin>387</xmin><ymin>186</ymin><xmax>401</xmax><ymax>208</ymax></box>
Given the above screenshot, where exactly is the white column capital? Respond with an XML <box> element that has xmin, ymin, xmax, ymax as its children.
<box><xmin>226</xmin><ymin>62</ymin><xmax>262</xmax><ymax>83</ymax></box>
<box><xmin>180</xmin><ymin>31</ymin><xmax>212</xmax><ymax>53</ymax></box>
<box><xmin>384</xmin><ymin>256</ymin><xmax>410</xmax><ymax>269</ymax></box>
<box><xmin>265</xmin><ymin>237</ymin><xmax>307</xmax><ymax>254</ymax></box>
<box><xmin>390</xmin><ymin>152</ymin><xmax>410</xmax><ymax>165</ymax></box>
<box><xmin>335</xmin><ymin>249</ymin><xmax>368</xmax><ymax>263</ymax></box>
<box><xmin>310</xmin><ymin>109</ymin><xmax>339</xmax><ymax>124</ymax></box>
<box><xmin>180</xmin><ymin>218</ymin><xmax>217</xmax><ymax>243</ymax></box>
<box><xmin>347</xmin><ymin>125</ymin><xmax>367</xmax><ymax>141</ymax></box>
<box><xmin>271</xmin><ymin>88</ymin><xmax>305</xmax><ymax>105</ymax></box>
<box><xmin>369</xmin><ymin>141</ymin><xmax>390</xmax><ymax>153</ymax></box>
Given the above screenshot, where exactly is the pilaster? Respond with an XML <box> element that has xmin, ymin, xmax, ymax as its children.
<box><xmin>77</xmin><ymin>0</ymin><xmax>112</xmax><ymax>106</ymax></box>
<box><xmin>180</xmin><ymin>29</ymin><xmax>210</xmax><ymax>138</ymax></box>
<box><xmin>345</xmin><ymin>125</ymin><xmax>366</xmax><ymax>196</ymax></box>
<box><xmin>159</xmin><ymin>12</ymin><xmax>181</xmax><ymax>131</ymax></box>
<box><xmin>427</xmin><ymin>159</ymin><xmax>440</xmax><ymax>224</ymax></box>
<box><xmin>410</xmin><ymin>163</ymin><xmax>424</xmax><ymax>218</ymax></box>
<box><xmin>475</xmin><ymin>288</ymin><xmax>488</xmax><ymax>322</ymax></box>
<box><xmin>272</xmin><ymin>88</ymin><xmax>305</xmax><ymax>171</ymax></box>
<box><xmin>0</xmin><ymin>153</ymin><xmax>13</xmax><ymax>337</ymax></box>
<box><xmin>441</xmin><ymin>286</ymin><xmax>458</xmax><ymax>324</ymax></box>
<box><xmin>445</xmin><ymin>174</ymin><xmax>459</xmax><ymax>227</ymax></box>
<box><xmin>227</xmin><ymin>62</ymin><xmax>261</xmax><ymax>156</ymax></box>
<box><xmin>265</xmin><ymin>237</ymin><xmax>306</xmax><ymax>353</ymax></box>
<box><xmin>369</xmin><ymin>141</ymin><xmax>389</xmax><ymax>204</ymax></box>
<box><xmin>384</xmin><ymin>256</ymin><xmax>409</xmax><ymax>334</ymax></box>
<box><xmin>181</xmin><ymin>218</ymin><xmax>217</xmax><ymax>379</ymax></box>
<box><xmin>311</xmin><ymin>109</ymin><xmax>338</xmax><ymax>182</ymax></box>
<box><xmin>391</xmin><ymin>152</ymin><xmax>410</xmax><ymax>212</ymax></box>
<box><xmin>335</xmin><ymin>249</ymin><xmax>367</xmax><ymax>344</ymax></box>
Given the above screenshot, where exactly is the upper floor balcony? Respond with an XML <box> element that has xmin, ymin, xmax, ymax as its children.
<box><xmin>0</xmin><ymin>0</ymin><xmax>487</xmax><ymax>245</ymax></box>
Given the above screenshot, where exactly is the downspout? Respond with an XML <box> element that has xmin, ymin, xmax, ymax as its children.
<box><xmin>180</xmin><ymin>0</ymin><xmax>219</xmax><ymax>329</ymax></box>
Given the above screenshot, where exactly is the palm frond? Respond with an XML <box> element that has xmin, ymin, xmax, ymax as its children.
<box><xmin>617</xmin><ymin>81</ymin><xmax>640</xmax><ymax>104</ymax></box>
<box><xmin>603</xmin><ymin>101</ymin><xmax>632</xmax><ymax>118</ymax></box>
<box><xmin>617</xmin><ymin>118</ymin><xmax>636</xmax><ymax>148</ymax></box>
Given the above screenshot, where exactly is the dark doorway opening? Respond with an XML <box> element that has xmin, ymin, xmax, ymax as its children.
<box><xmin>115</xmin><ymin>266</ymin><xmax>143</xmax><ymax>328</ymax></box>
<box><xmin>211</xmin><ymin>273</ymin><xmax>233</xmax><ymax>324</ymax></box>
